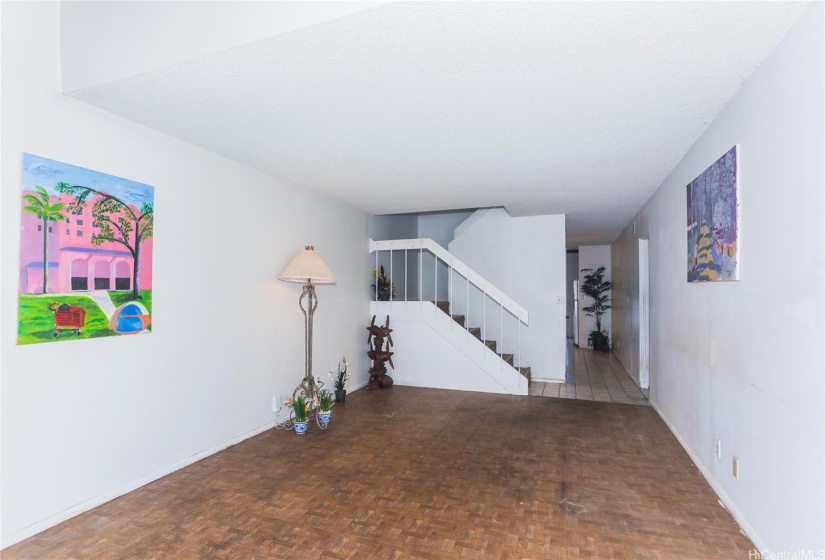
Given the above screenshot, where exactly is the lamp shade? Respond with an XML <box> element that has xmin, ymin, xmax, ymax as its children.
<box><xmin>279</xmin><ymin>246</ymin><xmax>336</xmax><ymax>284</ymax></box>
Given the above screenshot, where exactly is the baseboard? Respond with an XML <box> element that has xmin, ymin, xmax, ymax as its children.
<box><xmin>347</xmin><ymin>379</ymin><xmax>369</xmax><ymax>392</ymax></box>
<box><xmin>649</xmin><ymin>398</ymin><xmax>767</xmax><ymax>555</ymax></box>
<box><xmin>394</xmin><ymin>380</ymin><xmax>515</xmax><ymax>395</ymax></box>
<box><xmin>0</xmin><ymin>419</ymin><xmax>277</xmax><ymax>549</ymax></box>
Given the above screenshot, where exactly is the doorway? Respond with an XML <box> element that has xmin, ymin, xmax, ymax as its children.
<box><xmin>565</xmin><ymin>250</ymin><xmax>579</xmax><ymax>342</ymax></box>
<box><xmin>638</xmin><ymin>238</ymin><xmax>650</xmax><ymax>390</ymax></box>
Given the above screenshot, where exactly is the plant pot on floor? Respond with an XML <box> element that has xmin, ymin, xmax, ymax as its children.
<box><xmin>335</xmin><ymin>389</ymin><xmax>346</xmax><ymax>403</ymax></box>
<box><xmin>294</xmin><ymin>421</ymin><xmax>308</xmax><ymax>434</ymax></box>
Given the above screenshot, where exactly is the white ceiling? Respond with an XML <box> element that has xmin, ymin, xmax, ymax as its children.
<box><xmin>68</xmin><ymin>1</ymin><xmax>807</xmax><ymax>246</ymax></box>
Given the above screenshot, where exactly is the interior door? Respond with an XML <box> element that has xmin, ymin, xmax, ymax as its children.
<box><xmin>639</xmin><ymin>238</ymin><xmax>650</xmax><ymax>389</ymax></box>
<box><xmin>572</xmin><ymin>279</ymin><xmax>579</xmax><ymax>346</ymax></box>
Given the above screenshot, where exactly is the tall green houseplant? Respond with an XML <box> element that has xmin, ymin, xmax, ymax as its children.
<box><xmin>580</xmin><ymin>266</ymin><xmax>612</xmax><ymax>352</ymax></box>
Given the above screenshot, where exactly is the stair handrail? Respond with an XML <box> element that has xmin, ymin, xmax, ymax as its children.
<box><xmin>369</xmin><ymin>238</ymin><xmax>528</xmax><ymax>325</ymax></box>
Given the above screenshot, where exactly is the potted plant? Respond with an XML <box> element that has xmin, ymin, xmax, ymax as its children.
<box><xmin>285</xmin><ymin>393</ymin><xmax>310</xmax><ymax>434</ymax></box>
<box><xmin>580</xmin><ymin>266</ymin><xmax>612</xmax><ymax>353</ymax></box>
<box><xmin>329</xmin><ymin>356</ymin><xmax>350</xmax><ymax>402</ymax></box>
<box><xmin>371</xmin><ymin>265</ymin><xmax>395</xmax><ymax>301</ymax></box>
<box><xmin>318</xmin><ymin>389</ymin><xmax>334</xmax><ymax>425</ymax></box>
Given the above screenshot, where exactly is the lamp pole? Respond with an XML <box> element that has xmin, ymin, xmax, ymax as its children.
<box><xmin>300</xmin><ymin>279</ymin><xmax>318</xmax><ymax>383</ymax></box>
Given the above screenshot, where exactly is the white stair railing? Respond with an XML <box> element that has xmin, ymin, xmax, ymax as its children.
<box><xmin>370</xmin><ymin>238</ymin><xmax>528</xmax><ymax>370</ymax></box>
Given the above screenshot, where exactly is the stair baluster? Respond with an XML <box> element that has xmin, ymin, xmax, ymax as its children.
<box><xmin>419</xmin><ymin>249</ymin><xmax>423</xmax><ymax>302</ymax></box>
<box><xmin>500</xmin><ymin>302</ymin><xmax>503</xmax><ymax>371</ymax></box>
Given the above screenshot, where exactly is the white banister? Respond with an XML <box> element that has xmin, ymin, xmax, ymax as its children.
<box><xmin>369</xmin><ymin>238</ymin><xmax>528</xmax><ymax>325</ymax></box>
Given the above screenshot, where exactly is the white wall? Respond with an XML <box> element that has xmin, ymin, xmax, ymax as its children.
<box><xmin>389</xmin><ymin>323</ymin><xmax>516</xmax><ymax>394</ymax></box>
<box><xmin>372</xmin><ymin>301</ymin><xmax>527</xmax><ymax>395</ymax></box>
<box><xmin>417</xmin><ymin>211</ymin><xmax>474</xmax><ymax>249</ymax></box>
<box><xmin>1</xmin><ymin>2</ymin><xmax>369</xmax><ymax>546</ymax></box>
<box><xmin>449</xmin><ymin>209</ymin><xmax>566</xmax><ymax>381</ymax></box>
<box><xmin>60</xmin><ymin>1</ymin><xmax>383</xmax><ymax>92</ymax></box>
<box><xmin>577</xmin><ymin>245</ymin><xmax>612</xmax><ymax>347</ymax></box>
<box><xmin>368</xmin><ymin>213</ymin><xmax>418</xmax><ymax>241</ymax></box>
<box><xmin>611</xmin><ymin>4</ymin><xmax>824</xmax><ymax>553</ymax></box>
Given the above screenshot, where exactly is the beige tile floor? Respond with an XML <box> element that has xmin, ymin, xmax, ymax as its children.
<box><xmin>529</xmin><ymin>344</ymin><xmax>649</xmax><ymax>406</ymax></box>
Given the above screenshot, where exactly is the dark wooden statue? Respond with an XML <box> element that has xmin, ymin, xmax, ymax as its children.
<box><xmin>367</xmin><ymin>315</ymin><xmax>394</xmax><ymax>389</ymax></box>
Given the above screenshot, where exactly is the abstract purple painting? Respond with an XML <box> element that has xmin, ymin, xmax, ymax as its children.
<box><xmin>686</xmin><ymin>145</ymin><xmax>740</xmax><ymax>282</ymax></box>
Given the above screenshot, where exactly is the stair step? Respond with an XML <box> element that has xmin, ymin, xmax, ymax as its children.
<box><xmin>452</xmin><ymin>315</ymin><xmax>465</xmax><ymax>327</ymax></box>
<box><xmin>436</xmin><ymin>301</ymin><xmax>450</xmax><ymax>314</ymax></box>
<box><xmin>517</xmin><ymin>367</ymin><xmax>531</xmax><ymax>381</ymax></box>
<box><xmin>484</xmin><ymin>340</ymin><xmax>496</xmax><ymax>352</ymax></box>
<box><xmin>499</xmin><ymin>353</ymin><xmax>514</xmax><ymax>366</ymax></box>
<box><xmin>468</xmin><ymin>327</ymin><xmax>481</xmax><ymax>340</ymax></box>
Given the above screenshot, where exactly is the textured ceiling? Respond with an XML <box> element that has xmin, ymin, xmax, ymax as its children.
<box><xmin>69</xmin><ymin>1</ymin><xmax>807</xmax><ymax>245</ymax></box>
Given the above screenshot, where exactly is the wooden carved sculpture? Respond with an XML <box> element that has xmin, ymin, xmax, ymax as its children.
<box><xmin>367</xmin><ymin>315</ymin><xmax>394</xmax><ymax>389</ymax></box>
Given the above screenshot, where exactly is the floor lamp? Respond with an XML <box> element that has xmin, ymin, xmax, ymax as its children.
<box><xmin>277</xmin><ymin>246</ymin><xmax>335</xmax><ymax>429</ymax></box>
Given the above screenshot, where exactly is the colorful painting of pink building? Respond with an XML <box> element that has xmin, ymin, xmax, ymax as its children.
<box><xmin>18</xmin><ymin>154</ymin><xmax>154</xmax><ymax>344</ymax></box>
<box><xmin>19</xmin><ymin>191</ymin><xmax>154</xmax><ymax>294</ymax></box>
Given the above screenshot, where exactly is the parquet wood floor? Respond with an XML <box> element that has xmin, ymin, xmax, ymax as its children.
<box><xmin>4</xmin><ymin>386</ymin><xmax>755</xmax><ymax>559</ymax></box>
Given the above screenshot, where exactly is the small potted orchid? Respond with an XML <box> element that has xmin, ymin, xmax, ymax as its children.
<box><xmin>371</xmin><ymin>265</ymin><xmax>395</xmax><ymax>301</ymax></box>
<box><xmin>318</xmin><ymin>389</ymin><xmax>335</xmax><ymax>425</ymax></box>
<box><xmin>285</xmin><ymin>393</ymin><xmax>310</xmax><ymax>434</ymax></box>
<box><xmin>329</xmin><ymin>356</ymin><xmax>350</xmax><ymax>403</ymax></box>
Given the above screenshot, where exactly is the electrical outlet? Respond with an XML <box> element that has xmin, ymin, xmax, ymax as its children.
<box><xmin>272</xmin><ymin>394</ymin><xmax>282</xmax><ymax>413</ymax></box>
<box><xmin>732</xmin><ymin>456</ymin><xmax>740</xmax><ymax>479</ymax></box>
<box><xmin>715</xmin><ymin>439</ymin><xmax>722</xmax><ymax>459</ymax></box>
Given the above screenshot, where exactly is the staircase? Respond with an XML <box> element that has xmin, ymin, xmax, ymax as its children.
<box><xmin>435</xmin><ymin>300</ymin><xmax>531</xmax><ymax>382</ymax></box>
<box><xmin>369</xmin><ymin>237</ymin><xmax>531</xmax><ymax>395</ymax></box>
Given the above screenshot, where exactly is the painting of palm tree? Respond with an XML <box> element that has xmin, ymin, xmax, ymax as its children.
<box><xmin>21</xmin><ymin>185</ymin><xmax>64</xmax><ymax>293</ymax></box>
<box><xmin>18</xmin><ymin>153</ymin><xmax>155</xmax><ymax>345</ymax></box>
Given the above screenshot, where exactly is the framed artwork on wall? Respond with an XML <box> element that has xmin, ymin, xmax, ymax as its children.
<box><xmin>18</xmin><ymin>153</ymin><xmax>155</xmax><ymax>344</ymax></box>
<box><xmin>686</xmin><ymin>145</ymin><xmax>740</xmax><ymax>282</ymax></box>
